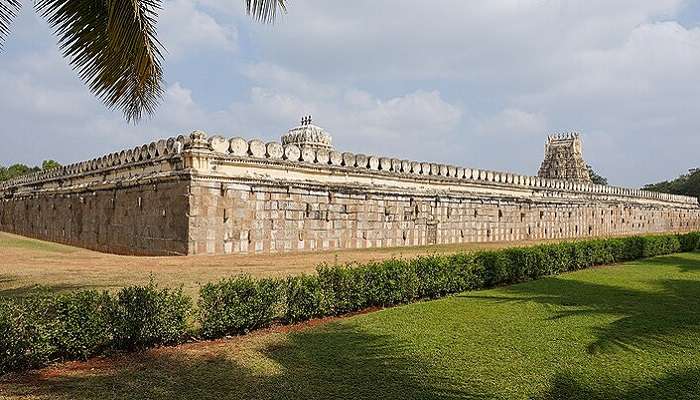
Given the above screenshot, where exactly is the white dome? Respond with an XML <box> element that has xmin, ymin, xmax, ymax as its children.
<box><xmin>281</xmin><ymin>116</ymin><xmax>334</xmax><ymax>150</ymax></box>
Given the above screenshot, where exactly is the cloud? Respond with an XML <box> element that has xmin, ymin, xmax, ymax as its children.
<box><xmin>159</xmin><ymin>0</ymin><xmax>238</xmax><ymax>58</ymax></box>
<box><xmin>475</xmin><ymin>109</ymin><xmax>548</xmax><ymax>138</ymax></box>
<box><xmin>244</xmin><ymin>0</ymin><xmax>686</xmax><ymax>83</ymax></box>
<box><xmin>514</xmin><ymin>21</ymin><xmax>700</xmax><ymax>184</ymax></box>
<box><xmin>223</xmin><ymin>64</ymin><xmax>463</xmax><ymax>158</ymax></box>
<box><xmin>1</xmin><ymin>0</ymin><xmax>700</xmax><ymax>188</ymax></box>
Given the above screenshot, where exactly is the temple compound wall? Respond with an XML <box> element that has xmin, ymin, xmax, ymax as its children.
<box><xmin>1</xmin><ymin>124</ymin><xmax>699</xmax><ymax>256</ymax></box>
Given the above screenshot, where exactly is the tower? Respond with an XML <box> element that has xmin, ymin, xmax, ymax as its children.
<box><xmin>538</xmin><ymin>132</ymin><xmax>592</xmax><ymax>183</ymax></box>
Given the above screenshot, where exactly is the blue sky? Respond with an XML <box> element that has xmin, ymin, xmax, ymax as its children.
<box><xmin>1</xmin><ymin>0</ymin><xmax>700</xmax><ymax>187</ymax></box>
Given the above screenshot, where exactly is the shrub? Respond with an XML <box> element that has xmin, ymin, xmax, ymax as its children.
<box><xmin>52</xmin><ymin>290</ymin><xmax>110</xmax><ymax>359</ymax></box>
<box><xmin>284</xmin><ymin>274</ymin><xmax>327</xmax><ymax>323</ymax></box>
<box><xmin>0</xmin><ymin>298</ymin><xmax>55</xmax><ymax>374</ymax></box>
<box><xmin>570</xmin><ymin>241</ymin><xmax>595</xmax><ymax>271</ymax></box>
<box><xmin>444</xmin><ymin>253</ymin><xmax>485</xmax><ymax>293</ymax></box>
<box><xmin>502</xmin><ymin>247</ymin><xmax>547</xmax><ymax>282</ymax></box>
<box><xmin>476</xmin><ymin>251</ymin><xmax>512</xmax><ymax>286</ymax></box>
<box><xmin>362</xmin><ymin>259</ymin><xmax>419</xmax><ymax>307</ymax></box>
<box><xmin>414</xmin><ymin>255</ymin><xmax>454</xmax><ymax>299</ymax></box>
<box><xmin>106</xmin><ymin>282</ymin><xmax>191</xmax><ymax>350</ymax></box>
<box><xmin>199</xmin><ymin>276</ymin><xmax>283</xmax><ymax>338</ymax></box>
<box><xmin>317</xmin><ymin>264</ymin><xmax>367</xmax><ymax>315</ymax></box>
<box><xmin>678</xmin><ymin>232</ymin><xmax>700</xmax><ymax>252</ymax></box>
<box><xmin>621</xmin><ymin>236</ymin><xmax>645</xmax><ymax>261</ymax></box>
<box><xmin>539</xmin><ymin>243</ymin><xmax>573</xmax><ymax>275</ymax></box>
<box><xmin>640</xmin><ymin>235</ymin><xmax>680</xmax><ymax>258</ymax></box>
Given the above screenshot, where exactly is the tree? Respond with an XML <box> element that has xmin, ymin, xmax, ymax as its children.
<box><xmin>41</xmin><ymin>159</ymin><xmax>62</xmax><ymax>170</ymax></box>
<box><xmin>586</xmin><ymin>164</ymin><xmax>608</xmax><ymax>186</ymax></box>
<box><xmin>0</xmin><ymin>160</ymin><xmax>63</xmax><ymax>181</ymax></box>
<box><xmin>0</xmin><ymin>0</ymin><xmax>286</xmax><ymax>122</ymax></box>
<box><xmin>0</xmin><ymin>163</ymin><xmax>36</xmax><ymax>181</ymax></box>
<box><xmin>644</xmin><ymin>169</ymin><xmax>700</xmax><ymax>199</ymax></box>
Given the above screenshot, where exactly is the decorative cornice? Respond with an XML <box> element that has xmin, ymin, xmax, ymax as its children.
<box><xmin>1</xmin><ymin>130</ymin><xmax>697</xmax><ymax>206</ymax></box>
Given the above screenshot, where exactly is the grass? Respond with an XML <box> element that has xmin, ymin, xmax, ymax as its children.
<box><xmin>0</xmin><ymin>234</ymin><xmax>76</xmax><ymax>254</ymax></box>
<box><xmin>0</xmin><ymin>232</ymin><xmax>563</xmax><ymax>299</ymax></box>
<box><xmin>3</xmin><ymin>252</ymin><xmax>700</xmax><ymax>399</ymax></box>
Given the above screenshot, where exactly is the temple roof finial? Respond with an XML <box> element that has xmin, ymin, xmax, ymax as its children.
<box><xmin>300</xmin><ymin>115</ymin><xmax>313</xmax><ymax>126</ymax></box>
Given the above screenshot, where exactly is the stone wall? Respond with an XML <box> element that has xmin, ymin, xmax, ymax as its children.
<box><xmin>1</xmin><ymin>130</ymin><xmax>698</xmax><ymax>256</ymax></box>
<box><xmin>0</xmin><ymin>139</ymin><xmax>191</xmax><ymax>256</ymax></box>
<box><xmin>188</xmin><ymin>166</ymin><xmax>700</xmax><ymax>255</ymax></box>
<box><xmin>0</xmin><ymin>178</ymin><xmax>190</xmax><ymax>255</ymax></box>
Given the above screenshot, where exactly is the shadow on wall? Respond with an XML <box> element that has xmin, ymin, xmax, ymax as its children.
<box><xmin>463</xmin><ymin>254</ymin><xmax>700</xmax><ymax>355</ymax></box>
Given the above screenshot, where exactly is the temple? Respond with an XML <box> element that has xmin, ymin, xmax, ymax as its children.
<box><xmin>538</xmin><ymin>132</ymin><xmax>592</xmax><ymax>183</ymax></box>
<box><xmin>0</xmin><ymin>121</ymin><xmax>698</xmax><ymax>255</ymax></box>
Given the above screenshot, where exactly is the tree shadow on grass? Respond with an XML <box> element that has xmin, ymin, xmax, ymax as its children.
<box><xmin>462</xmin><ymin>273</ymin><xmax>700</xmax><ymax>354</ymax></box>
<box><xmin>0</xmin><ymin>323</ymin><xmax>487</xmax><ymax>400</ymax></box>
<box><xmin>536</xmin><ymin>369</ymin><xmax>700</xmax><ymax>400</ymax></box>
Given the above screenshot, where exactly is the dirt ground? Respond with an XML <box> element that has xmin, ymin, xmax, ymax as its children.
<box><xmin>0</xmin><ymin>232</ymin><xmax>549</xmax><ymax>298</ymax></box>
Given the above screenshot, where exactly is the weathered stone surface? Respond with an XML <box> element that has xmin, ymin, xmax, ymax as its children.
<box><xmin>281</xmin><ymin>117</ymin><xmax>334</xmax><ymax>150</ymax></box>
<box><xmin>316</xmin><ymin>149</ymin><xmax>331</xmax><ymax>164</ymax></box>
<box><xmin>209</xmin><ymin>136</ymin><xmax>229</xmax><ymax>153</ymax></box>
<box><xmin>0</xmin><ymin>122</ymin><xmax>697</xmax><ymax>256</ymax></box>
<box><xmin>355</xmin><ymin>154</ymin><xmax>368</xmax><ymax>169</ymax></box>
<box><xmin>329</xmin><ymin>151</ymin><xmax>342</xmax><ymax>166</ymax></box>
<box><xmin>300</xmin><ymin>147</ymin><xmax>316</xmax><ymax>163</ymax></box>
<box><xmin>342</xmin><ymin>152</ymin><xmax>355</xmax><ymax>167</ymax></box>
<box><xmin>379</xmin><ymin>157</ymin><xmax>392</xmax><ymax>171</ymax></box>
<box><xmin>368</xmin><ymin>156</ymin><xmax>380</xmax><ymax>170</ymax></box>
<box><xmin>284</xmin><ymin>144</ymin><xmax>301</xmax><ymax>161</ymax></box>
<box><xmin>249</xmin><ymin>140</ymin><xmax>266</xmax><ymax>158</ymax></box>
<box><xmin>539</xmin><ymin>133</ymin><xmax>592</xmax><ymax>183</ymax></box>
<box><xmin>266</xmin><ymin>142</ymin><xmax>284</xmax><ymax>159</ymax></box>
<box><xmin>229</xmin><ymin>137</ymin><xmax>248</xmax><ymax>156</ymax></box>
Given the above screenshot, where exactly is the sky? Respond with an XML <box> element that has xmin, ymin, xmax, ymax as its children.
<box><xmin>1</xmin><ymin>0</ymin><xmax>700</xmax><ymax>188</ymax></box>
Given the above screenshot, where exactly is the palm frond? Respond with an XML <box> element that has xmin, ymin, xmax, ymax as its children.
<box><xmin>245</xmin><ymin>0</ymin><xmax>286</xmax><ymax>23</ymax></box>
<box><xmin>0</xmin><ymin>0</ymin><xmax>21</xmax><ymax>50</ymax></box>
<box><xmin>36</xmin><ymin>0</ymin><xmax>164</xmax><ymax>122</ymax></box>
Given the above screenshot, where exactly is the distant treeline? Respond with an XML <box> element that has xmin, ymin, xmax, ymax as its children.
<box><xmin>644</xmin><ymin>169</ymin><xmax>700</xmax><ymax>199</ymax></box>
<box><xmin>0</xmin><ymin>160</ymin><xmax>62</xmax><ymax>182</ymax></box>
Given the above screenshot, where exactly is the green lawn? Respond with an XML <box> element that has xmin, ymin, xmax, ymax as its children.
<box><xmin>4</xmin><ymin>253</ymin><xmax>700</xmax><ymax>399</ymax></box>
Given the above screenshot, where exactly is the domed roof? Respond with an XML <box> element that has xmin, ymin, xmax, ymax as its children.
<box><xmin>281</xmin><ymin>116</ymin><xmax>334</xmax><ymax>150</ymax></box>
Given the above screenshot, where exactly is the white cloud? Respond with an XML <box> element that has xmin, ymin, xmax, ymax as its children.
<box><xmin>159</xmin><ymin>0</ymin><xmax>238</xmax><ymax>58</ymax></box>
<box><xmin>246</xmin><ymin>0</ymin><xmax>686</xmax><ymax>82</ymax></box>
<box><xmin>224</xmin><ymin>64</ymin><xmax>463</xmax><ymax>158</ymax></box>
<box><xmin>2</xmin><ymin>0</ymin><xmax>700</xmax><ymax>187</ymax></box>
<box><xmin>475</xmin><ymin>109</ymin><xmax>548</xmax><ymax>137</ymax></box>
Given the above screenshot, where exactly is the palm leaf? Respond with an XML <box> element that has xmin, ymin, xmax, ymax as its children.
<box><xmin>0</xmin><ymin>0</ymin><xmax>21</xmax><ymax>50</ymax></box>
<box><xmin>245</xmin><ymin>0</ymin><xmax>286</xmax><ymax>23</ymax></box>
<box><xmin>36</xmin><ymin>0</ymin><xmax>164</xmax><ymax>122</ymax></box>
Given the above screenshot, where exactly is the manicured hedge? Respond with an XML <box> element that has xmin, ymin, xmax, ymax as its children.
<box><xmin>198</xmin><ymin>276</ymin><xmax>283</xmax><ymax>338</ymax></box>
<box><xmin>2</xmin><ymin>232</ymin><xmax>699</xmax><ymax>374</ymax></box>
<box><xmin>0</xmin><ymin>282</ymin><xmax>191</xmax><ymax>374</ymax></box>
<box><xmin>199</xmin><ymin>232</ymin><xmax>698</xmax><ymax>336</ymax></box>
<box><xmin>106</xmin><ymin>283</ymin><xmax>191</xmax><ymax>350</ymax></box>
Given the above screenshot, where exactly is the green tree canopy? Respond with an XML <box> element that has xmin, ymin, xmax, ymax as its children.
<box><xmin>0</xmin><ymin>160</ymin><xmax>63</xmax><ymax>181</ymax></box>
<box><xmin>644</xmin><ymin>169</ymin><xmax>700</xmax><ymax>199</ymax></box>
<box><xmin>41</xmin><ymin>159</ymin><xmax>62</xmax><ymax>170</ymax></box>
